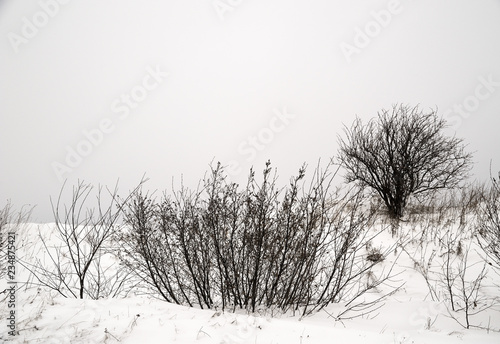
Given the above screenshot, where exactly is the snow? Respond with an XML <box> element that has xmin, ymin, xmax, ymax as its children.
<box><xmin>1</xmin><ymin>219</ymin><xmax>500</xmax><ymax>344</ymax></box>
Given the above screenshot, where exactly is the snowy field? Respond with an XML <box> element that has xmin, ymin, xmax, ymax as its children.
<box><xmin>1</xmin><ymin>215</ymin><xmax>500</xmax><ymax>344</ymax></box>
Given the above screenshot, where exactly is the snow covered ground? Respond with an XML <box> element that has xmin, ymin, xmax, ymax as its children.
<box><xmin>1</xmin><ymin>219</ymin><xmax>500</xmax><ymax>344</ymax></box>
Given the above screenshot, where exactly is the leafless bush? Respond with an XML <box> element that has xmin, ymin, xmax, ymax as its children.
<box><xmin>117</xmin><ymin>161</ymin><xmax>402</xmax><ymax>317</ymax></box>
<box><xmin>23</xmin><ymin>180</ymin><xmax>144</xmax><ymax>299</ymax></box>
<box><xmin>477</xmin><ymin>171</ymin><xmax>500</xmax><ymax>271</ymax></box>
<box><xmin>0</xmin><ymin>202</ymin><xmax>34</xmax><ymax>281</ymax></box>
<box><xmin>440</xmin><ymin>234</ymin><xmax>496</xmax><ymax>330</ymax></box>
<box><xmin>400</xmin><ymin>185</ymin><xmax>499</xmax><ymax>330</ymax></box>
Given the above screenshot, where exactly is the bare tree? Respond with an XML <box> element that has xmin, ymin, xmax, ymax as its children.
<box><xmin>338</xmin><ymin>104</ymin><xmax>473</xmax><ymax>218</ymax></box>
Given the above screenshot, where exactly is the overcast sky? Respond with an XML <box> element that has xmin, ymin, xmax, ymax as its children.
<box><xmin>1</xmin><ymin>0</ymin><xmax>500</xmax><ymax>222</ymax></box>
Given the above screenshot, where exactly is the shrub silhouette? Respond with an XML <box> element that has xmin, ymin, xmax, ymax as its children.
<box><xmin>117</xmin><ymin>161</ymin><xmax>399</xmax><ymax>316</ymax></box>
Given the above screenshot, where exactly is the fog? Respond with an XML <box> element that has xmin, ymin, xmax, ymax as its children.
<box><xmin>1</xmin><ymin>0</ymin><xmax>499</xmax><ymax>222</ymax></box>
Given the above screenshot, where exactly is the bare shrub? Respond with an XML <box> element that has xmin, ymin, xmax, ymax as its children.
<box><xmin>400</xmin><ymin>184</ymin><xmax>499</xmax><ymax>330</ymax></box>
<box><xmin>477</xmin><ymin>171</ymin><xmax>500</xmax><ymax>271</ymax></box>
<box><xmin>0</xmin><ymin>201</ymin><xmax>34</xmax><ymax>282</ymax></box>
<box><xmin>440</xmin><ymin>232</ymin><xmax>495</xmax><ymax>330</ymax></box>
<box><xmin>23</xmin><ymin>180</ymin><xmax>144</xmax><ymax>299</ymax></box>
<box><xmin>117</xmin><ymin>161</ymin><xmax>402</xmax><ymax>317</ymax></box>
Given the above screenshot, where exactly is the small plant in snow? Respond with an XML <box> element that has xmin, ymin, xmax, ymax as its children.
<box><xmin>366</xmin><ymin>246</ymin><xmax>385</xmax><ymax>263</ymax></box>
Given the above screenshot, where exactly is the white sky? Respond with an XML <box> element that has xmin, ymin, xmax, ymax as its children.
<box><xmin>1</xmin><ymin>0</ymin><xmax>500</xmax><ymax>222</ymax></box>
